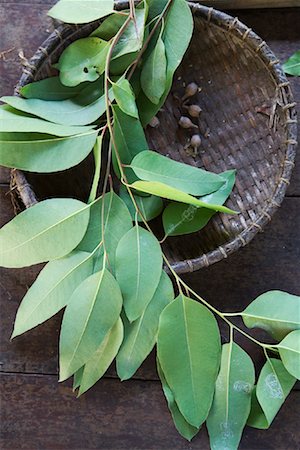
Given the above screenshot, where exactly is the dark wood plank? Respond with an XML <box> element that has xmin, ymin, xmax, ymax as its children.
<box><xmin>1</xmin><ymin>372</ymin><xmax>299</xmax><ymax>450</ymax></box>
<box><xmin>1</xmin><ymin>184</ymin><xmax>299</xmax><ymax>379</ymax></box>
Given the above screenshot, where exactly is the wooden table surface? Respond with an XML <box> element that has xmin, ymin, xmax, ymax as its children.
<box><xmin>0</xmin><ymin>3</ymin><xmax>300</xmax><ymax>449</ymax></box>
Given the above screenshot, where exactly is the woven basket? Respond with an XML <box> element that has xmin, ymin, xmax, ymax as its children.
<box><xmin>11</xmin><ymin>3</ymin><xmax>297</xmax><ymax>274</ymax></box>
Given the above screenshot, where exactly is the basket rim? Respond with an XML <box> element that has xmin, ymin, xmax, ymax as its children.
<box><xmin>11</xmin><ymin>3</ymin><xmax>297</xmax><ymax>274</ymax></box>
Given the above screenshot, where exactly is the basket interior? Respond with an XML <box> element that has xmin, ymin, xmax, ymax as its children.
<box><xmin>23</xmin><ymin>11</ymin><xmax>290</xmax><ymax>268</ymax></box>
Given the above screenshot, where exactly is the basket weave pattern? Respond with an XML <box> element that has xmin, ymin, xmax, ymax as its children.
<box><xmin>11</xmin><ymin>4</ymin><xmax>297</xmax><ymax>274</ymax></box>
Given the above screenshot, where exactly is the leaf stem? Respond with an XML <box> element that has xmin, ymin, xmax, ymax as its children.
<box><xmin>88</xmin><ymin>128</ymin><xmax>106</xmax><ymax>204</ymax></box>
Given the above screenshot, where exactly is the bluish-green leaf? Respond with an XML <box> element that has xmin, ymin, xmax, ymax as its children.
<box><xmin>115</xmin><ymin>225</ymin><xmax>162</xmax><ymax>322</ymax></box>
<box><xmin>20</xmin><ymin>77</ymin><xmax>89</xmax><ymax>100</ymax></box>
<box><xmin>55</xmin><ymin>37</ymin><xmax>110</xmax><ymax>87</ymax></box>
<box><xmin>78</xmin><ymin>191</ymin><xmax>132</xmax><ymax>273</ymax></box>
<box><xmin>247</xmin><ymin>358</ymin><xmax>296</xmax><ymax>429</ymax></box>
<box><xmin>12</xmin><ymin>250</ymin><xmax>94</xmax><ymax>338</ymax></box>
<box><xmin>59</xmin><ymin>268</ymin><xmax>122</xmax><ymax>381</ymax></box>
<box><xmin>282</xmin><ymin>50</ymin><xmax>300</xmax><ymax>76</ymax></box>
<box><xmin>130</xmin><ymin>181</ymin><xmax>236</xmax><ymax>214</ymax></box>
<box><xmin>0</xmin><ymin>198</ymin><xmax>90</xmax><ymax>268</ymax></box>
<box><xmin>116</xmin><ymin>271</ymin><xmax>174</xmax><ymax>380</ymax></box>
<box><xmin>206</xmin><ymin>343</ymin><xmax>255</xmax><ymax>450</ymax></box>
<box><xmin>3</xmin><ymin>79</ymin><xmax>112</xmax><ymax>126</ymax></box>
<box><xmin>91</xmin><ymin>11</ymin><xmax>127</xmax><ymax>40</ymax></box>
<box><xmin>112</xmin><ymin>78</ymin><xmax>139</xmax><ymax>118</ymax></box>
<box><xmin>0</xmin><ymin>105</ymin><xmax>93</xmax><ymax>135</ymax></box>
<box><xmin>48</xmin><ymin>0</ymin><xmax>114</xmax><ymax>24</ymax></box>
<box><xmin>157</xmin><ymin>359</ymin><xmax>199</xmax><ymax>441</ymax></box>
<box><xmin>119</xmin><ymin>185</ymin><xmax>163</xmax><ymax>222</ymax></box>
<box><xmin>157</xmin><ymin>295</ymin><xmax>221</xmax><ymax>428</ymax></box>
<box><xmin>140</xmin><ymin>35</ymin><xmax>166</xmax><ymax>104</ymax></box>
<box><xmin>0</xmin><ymin>130</ymin><xmax>98</xmax><ymax>172</ymax></box>
<box><xmin>138</xmin><ymin>0</ymin><xmax>193</xmax><ymax>125</ymax></box>
<box><xmin>78</xmin><ymin>318</ymin><xmax>124</xmax><ymax>395</ymax></box>
<box><xmin>242</xmin><ymin>291</ymin><xmax>300</xmax><ymax>341</ymax></box>
<box><xmin>112</xmin><ymin>7</ymin><xmax>147</xmax><ymax>59</ymax></box>
<box><xmin>277</xmin><ymin>330</ymin><xmax>300</xmax><ymax>378</ymax></box>
<box><xmin>162</xmin><ymin>170</ymin><xmax>235</xmax><ymax>236</ymax></box>
<box><xmin>131</xmin><ymin>151</ymin><xmax>224</xmax><ymax>196</ymax></box>
<box><xmin>112</xmin><ymin>105</ymin><xmax>148</xmax><ymax>183</ymax></box>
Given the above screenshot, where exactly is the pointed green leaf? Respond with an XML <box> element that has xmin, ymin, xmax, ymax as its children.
<box><xmin>138</xmin><ymin>0</ymin><xmax>193</xmax><ymax>125</ymax></box>
<box><xmin>12</xmin><ymin>250</ymin><xmax>94</xmax><ymax>338</ymax></box>
<box><xmin>59</xmin><ymin>269</ymin><xmax>122</xmax><ymax>381</ymax></box>
<box><xmin>131</xmin><ymin>151</ymin><xmax>225</xmax><ymax>196</ymax></box>
<box><xmin>0</xmin><ymin>130</ymin><xmax>98</xmax><ymax>172</ymax></box>
<box><xmin>112</xmin><ymin>7</ymin><xmax>147</xmax><ymax>59</ymax></box>
<box><xmin>157</xmin><ymin>360</ymin><xmax>199</xmax><ymax>441</ymax></box>
<box><xmin>112</xmin><ymin>78</ymin><xmax>139</xmax><ymax>118</ymax></box>
<box><xmin>247</xmin><ymin>358</ymin><xmax>296</xmax><ymax>429</ymax></box>
<box><xmin>79</xmin><ymin>318</ymin><xmax>124</xmax><ymax>395</ymax></box>
<box><xmin>115</xmin><ymin>225</ymin><xmax>162</xmax><ymax>322</ymax></box>
<box><xmin>91</xmin><ymin>11</ymin><xmax>127</xmax><ymax>40</ymax></box>
<box><xmin>283</xmin><ymin>50</ymin><xmax>300</xmax><ymax>76</ymax></box>
<box><xmin>116</xmin><ymin>271</ymin><xmax>174</xmax><ymax>380</ymax></box>
<box><xmin>206</xmin><ymin>343</ymin><xmax>255</xmax><ymax>450</ymax></box>
<box><xmin>78</xmin><ymin>192</ymin><xmax>132</xmax><ymax>273</ymax></box>
<box><xmin>277</xmin><ymin>330</ymin><xmax>300</xmax><ymax>378</ymax></box>
<box><xmin>162</xmin><ymin>170</ymin><xmax>236</xmax><ymax>236</ymax></box>
<box><xmin>112</xmin><ymin>105</ymin><xmax>148</xmax><ymax>183</ymax></box>
<box><xmin>73</xmin><ymin>366</ymin><xmax>84</xmax><ymax>391</ymax></box>
<box><xmin>48</xmin><ymin>0</ymin><xmax>114</xmax><ymax>24</ymax></box>
<box><xmin>157</xmin><ymin>295</ymin><xmax>221</xmax><ymax>428</ymax></box>
<box><xmin>119</xmin><ymin>185</ymin><xmax>163</xmax><ymax>222</ymax></box>
<box><xmin>242</xmin><ymin>291</ymin><xmax>300</xmax><ymax>341</ymax></box>
<box><xmin>0</xmin><ymin>199</ymin><xmax>90</xmax><ymax>268</ymax></box>
<box><xmin>20</xmin><ymin>77</ymin><xmax>89</xmax><ymax>100</ymax></box>
<box><xmin>3</xmin><ymin>79</ymin><xmax>112</xmax><ymax>126</ymax></box>
<box><xmin>55</xmin><ymin>37</ymin><xmax>110</xmax><ymax>87</ymax></box>
<box><xmin>130</xmin><ymin>181</ymin><xmax>236</xmax><ymax>214</ymax></box>
<box><xmin>0</xmin><ymin>105</ymin><xmax>93</xmax><ymax>135</ymax></box>
<box><xmin>140</xmin><ymin>35</ymin><xmax>166</xmax><ymax>104</ymax></box>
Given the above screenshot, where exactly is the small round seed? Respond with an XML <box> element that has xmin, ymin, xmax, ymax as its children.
<box><xmin>178</xmin><ymin>116</ymin><xmax>198</xmax><ymax>129</ymax></box>
<box><xmin>190</xmin><ymin>134</ymin><xmax>202</xmax><ymax>148</ymax></box>
<box><xmin>187</xmin><ymin>104</ymin><xmax>202</xmax><ymax>118</ymax></box>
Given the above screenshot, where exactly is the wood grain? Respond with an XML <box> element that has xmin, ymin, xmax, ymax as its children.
<box><xmin>0</xmin><ymin>372</ymin><xmax>299</xmax><ymax>450</ymax></box>
<box><xmin>201</xmin><ymin>0</ymin><xmax>300</xmax><ymax>8</ymax></box>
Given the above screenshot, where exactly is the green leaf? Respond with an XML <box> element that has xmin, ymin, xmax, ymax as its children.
<box><xmin>55</xmin><ymin>37</ymin><xmax>110</xmax><ymax>87</ymax></box>
<box><xmin>0</xmin><ymin>105</ymin><xmax>94</xmax><ymax>136</ymax></box>
<box><xmin>247</xmin><ymin>358</ymin><xmax>296</xmax><ymax>429</ymax></box>
<box><xmin>162</xmin><ymin>170</ymin><xmax>236</xmax><ymax>236</ymax></box>
<box><xmin>157</xmin><ymin>359</ymin><xmax>199</xmax><ymax>441</ymax></box>
<box><xmin>91</xmin><ymin>11</ymin><xmax>127</xmax><ymax>40</ymax></box>
<box><xmin>73</xmin><ymin>366</ymin><xmax>84</xmax><ymax>391</ymax></box>
<box><xmin>115</xmin><ymin>225</ymin><xmax>163</xmax><ymax>322</ymax></box>
<box><xmin>78</xmin><ymin>192</ymin><xmax>132</xmax><ymax>273</ymax></box>
<box><xmin>157</xmin><ymin>295</ymin><xmax>221</xmax><ymax>428</ymax></box>
<box><xmin>0</xmin><ymin>198</ymin><xmax>90</xmax><ymax>268</ymax></box>
<box><xmin>277</xmin><ymin>330</ymin><xmax>300</xmax><ymax>378</ymax></box>
<box><xmin>78</xmin><ymin>318</ymin><xmax>124</xmax><ymax>395</ymax></box>
<box><xmin>140</xmin><ymin>35</ymin><xmax>166</xmax><ymax>104</ymax></box>
<box><xmin>131</xmin><ymin>151</ymin><xmax>225</xmax><ymax>196</ymax></box>
<box><xmin>20</xmin><ymin>77</ymin><xmax>89</xmax><ymax>100</ymax></box>
<box><xmin>116</xmin><ymin>271</ymin><xmax>174</xmax><ymax>380</ymax></box>
<box><xmin>12</xmin><ymin>250</ymin><xmax>94</xmax><ymax>338</ymax></box>
<box><xmin>48</xmin><ymin>0</ymin><xmax>114</xmax><ymax>24</ymax></box>
<box><xmin>112</xmin><ymin>105</ymin><xmax>148</xmax><ymax>183</ymax></box>
<box><xmin>206</xmin><ymin>343</ymin><xmax>255</xmax><ymax>450</ymax></box>
<box><xmin>112</xmin><ymin>78</ymin><xmax>139</xmax><ymax>118</ymax></box>
<box><xmin>59</xmin><ymin>268</ymin><xmax>122</xmax><ymax>381</ymax></box>
<box><xmin>282</xmin><ymin>50</ymin><xmax>300</xmax><ymax>76</ymax></box>
<box><xmin>0</xmin><ymin>130</ymin><xmax>98</xmax><ymax>172</ymax></box>
<box><xmin>138</xmin><ymin>0</ymin><xmax>193</xmax><ymax>125</ymax></box>
<box><xmin>112</xmin><ymin>7</ymin><xmax>147</xmax><ymax>59</ymax></box>
<box><xmin>242</xmin><ymin>291</ymin><xmax>300</xmax><ymax>341</ymax></box>
<box><xmin>2</xmin><ymin>79</ymin><xmax>112</xmax><ymax>126</ymax></box>
<box><xmin>130</xmin><ymin>181</ymin><xmax>236</xmax><ymax>214</ymax></box>
<box><xmin>119</xmin><ymin>185</ymin><xmax>163</xmax><ymax>222</ymax></box>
